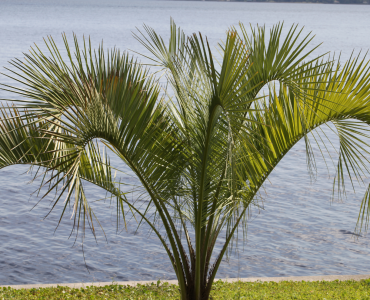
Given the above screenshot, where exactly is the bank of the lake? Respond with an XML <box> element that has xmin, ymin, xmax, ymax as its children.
<box><xmin>2</xmin><ymin>276</ymin><xmax>370</xmax><ymax>299</ymax></box>
<box><xmin>178</xmin><ymin>0</ymin><xmax>369</xmax><ymax>4</ymax></box>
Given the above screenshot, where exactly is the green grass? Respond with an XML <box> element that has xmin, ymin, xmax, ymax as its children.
<box><xmin>1</xmin><ymin>279</ymin><xmax>370</xmax><ymax>299</ymax></box>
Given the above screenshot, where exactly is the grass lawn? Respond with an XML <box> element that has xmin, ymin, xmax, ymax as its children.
<box><xmin>1</xmin><ymin>279</ymin><xmax>370</xmax><ymax>299</ymax></box>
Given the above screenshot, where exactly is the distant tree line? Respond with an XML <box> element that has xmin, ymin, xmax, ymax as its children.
<box><xmin>230</xmin><ymin>0</ymin><xmax>368</xmax><ymax>3</ymax></box>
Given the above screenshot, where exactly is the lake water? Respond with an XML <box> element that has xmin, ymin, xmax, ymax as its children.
<box><xmin>0</xmin><ymin>0</ymin><xmax>370</xmax><ymax>285</ymax></box>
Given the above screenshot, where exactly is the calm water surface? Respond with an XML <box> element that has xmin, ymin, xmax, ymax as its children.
<box><xmin>0</xmin><ymin>0</ymin><xmax>370</xmax><ymax>285</ymax></box>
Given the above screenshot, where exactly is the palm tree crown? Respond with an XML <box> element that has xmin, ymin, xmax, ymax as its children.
<box><xmin>1</xmin><ymin>21</ymin><xmax>370</xmax><ymax>300</ymax></box>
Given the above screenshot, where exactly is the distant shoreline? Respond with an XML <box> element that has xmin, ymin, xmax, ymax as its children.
<box><xmin>173</xmin><ymin>0</ymin><xmax>370</xmax><ymax>4</ymax></box>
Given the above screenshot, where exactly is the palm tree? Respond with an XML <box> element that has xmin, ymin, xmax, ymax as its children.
<box><xmin>1</xmin><ymin>21</ymin><xmax>370</xmax><ymax>300</ymax></box>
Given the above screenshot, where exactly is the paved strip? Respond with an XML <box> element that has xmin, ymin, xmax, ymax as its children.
<box><xmin>1</xmin><ymin>274</ymin><xmax>370</xmax><ymax>290</ymax></box>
